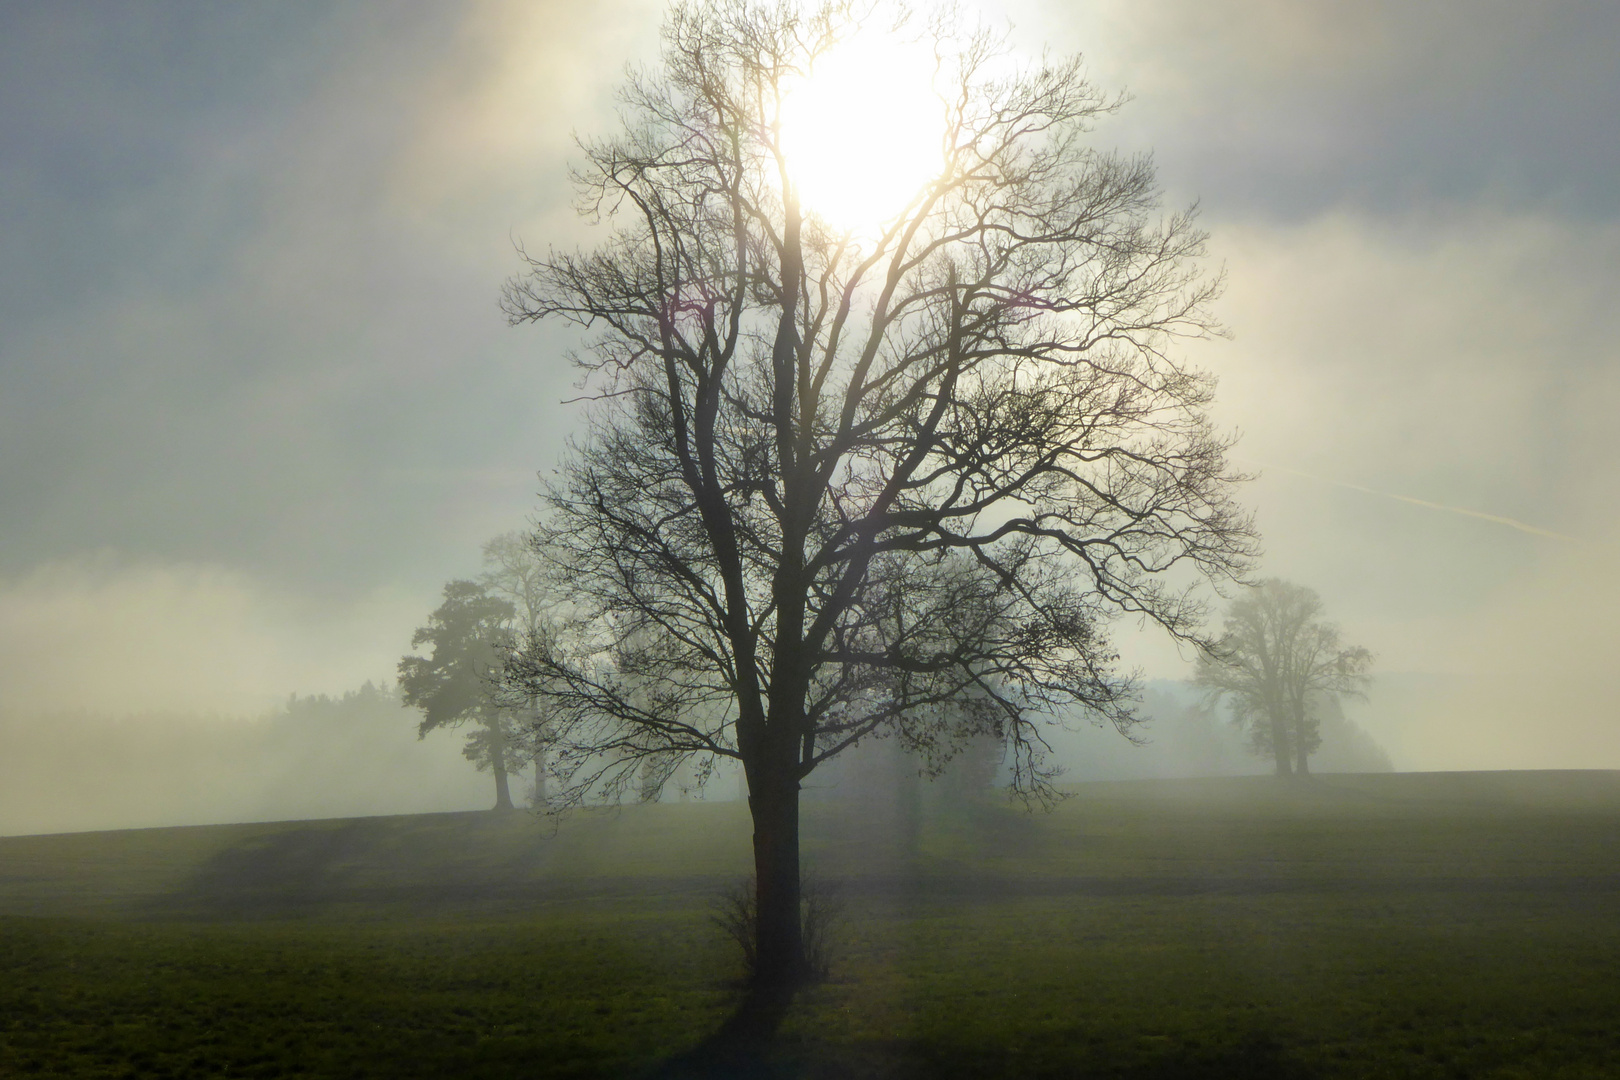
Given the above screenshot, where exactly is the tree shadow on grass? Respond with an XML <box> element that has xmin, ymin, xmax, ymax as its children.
<box><xmin>648</xmin><ymin>1018</ymin><xmax>1318</xmax><ymax>1080</ymax></box>
<box><xmin>918</xmin><ymin>1030</ymin><xmax>1319</xmax><ymax>1080</ymax></box>
<box><xmin>646</xmin><ymin>984</ymin><xmax>799</xmax><ymax>1079</ymax></box>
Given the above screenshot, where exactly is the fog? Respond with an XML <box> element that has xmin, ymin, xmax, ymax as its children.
<box><xmin>2</xmin><ymin>0</ymin><xmax>1617</xmax><ymax>836</ymax></box>
<box><xmin>0</xmin><ymin>688</ymin><xmax>496</xmax><ymax>837</ymax></box>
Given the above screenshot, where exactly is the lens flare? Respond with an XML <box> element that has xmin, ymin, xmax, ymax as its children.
<box><xmin>779</xmin><ymin>34</ymin><xmax>946</xmax><ymax>230</ymax></box>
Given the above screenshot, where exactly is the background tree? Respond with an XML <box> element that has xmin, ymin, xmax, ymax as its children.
<box><xmin>480</xmin><ymin>532</ymin><xmax>554</xmax><ymax>807</ymax></box>
<box><xmin>1195</xmin><ymin>578</ymin><xmax>1373</xmax><ymax>776</ymax></box>
<box><xmin>502</xmin><ymin>0</ymin><xmax>1254</xmax><ymax>989</ymax></box>
<box><xmin>398</xmin><ymin>580</ymin><xmax>521</xmax><ymax>811</ymax></box>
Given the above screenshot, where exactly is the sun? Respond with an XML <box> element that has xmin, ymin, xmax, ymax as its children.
<box><xmin>778</xmin><ymin>33</ymin><xmax>947</xmax><ymax>231</ymax></box>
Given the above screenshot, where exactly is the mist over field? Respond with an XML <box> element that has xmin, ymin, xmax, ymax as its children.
<box><xmin>0</xmin><ymin>676</ymin><xmax>1391</xmax><ymax>836</ymax></box>
<box><xmin>2</xmin><ymin>0</ymin><xmax>1617</xmax><ymax>836</ymax></box>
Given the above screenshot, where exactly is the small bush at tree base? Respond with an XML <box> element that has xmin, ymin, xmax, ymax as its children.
<box><xmin>713</xmin><ymin>875</ymin><xmax>843</xmax><ymax>984</ymax></box>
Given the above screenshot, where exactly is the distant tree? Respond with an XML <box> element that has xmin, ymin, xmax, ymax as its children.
<box><xmin>1308</xmin><ymin>692</ymin><xmax>1394</xmax><ymax>773</ymax></box>
<box><xmin>480</xmin><ymin>532</ymin><xmax>555</xmax><ymax>808</ymax></box>
<box><xmin>1195</xmin><ymin>579</ymin><xmax>1372</xmax><ymax>776</ymax></box>
<box><xmin>398</xmin><ymin>580</ymin><xmax>521</xmax><ymax>811</ymax></box>
<box><xmin>501</xmin><ymin>0</ymin><xmax>1254</xmax><ymax>989</ymax></box>
<box><xmin>937</xmin><ymin>729</ymin><xmax>1005</xmax><ymax>799</ymax></box>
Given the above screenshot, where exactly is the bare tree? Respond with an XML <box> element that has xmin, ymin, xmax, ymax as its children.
<box><xmin>1195</xmin><ymin>578</ymin><xmax>1373</xmax><ymax>776</ymax></box>
<box><xmin>502</xmin><ymin>0</ymin><xmax>1254</xmax><ymax>989</ymax></box>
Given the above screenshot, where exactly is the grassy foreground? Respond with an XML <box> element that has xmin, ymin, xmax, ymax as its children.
<box><xmin>2</xmin><ymin>771</ymin><xmax>1618</xmax><ymax>1078</ymax></box>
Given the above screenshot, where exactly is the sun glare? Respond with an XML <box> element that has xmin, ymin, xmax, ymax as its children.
<box><xmin>779</xmin><ymin>34</ymin><xmax>946</xmax><ymax>231</ymax></box>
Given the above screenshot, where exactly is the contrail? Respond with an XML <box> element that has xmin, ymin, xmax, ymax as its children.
<box><xmin>1245</xmin><ymin>461</ymin><xmax>1582</xmax><ymax>543</ymax></box>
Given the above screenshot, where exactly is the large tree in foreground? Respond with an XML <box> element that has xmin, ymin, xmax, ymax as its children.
<box><xmin>502</xmin><ymin>0</ymin><xmax>1254</xmax><ymax>989</ymax></box>
<box><xmin>1195</xmin><ymin>579</ymin><xmax>1373</xmax><ymax>776</ymax></box>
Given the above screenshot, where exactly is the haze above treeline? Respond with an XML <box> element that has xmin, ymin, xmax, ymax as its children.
<box><xmin>2</xmin><ymin>0</ymin><xmax>1617</xmax><ymax>834</ymax></box>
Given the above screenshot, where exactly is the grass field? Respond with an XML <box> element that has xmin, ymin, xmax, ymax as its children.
<box><xmin>2</xmin><ymin>771</ymin><xmax>1618</xmax><ymax>1078</ymax></box>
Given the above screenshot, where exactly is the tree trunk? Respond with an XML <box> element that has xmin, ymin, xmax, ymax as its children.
<box><xmin>490</xmin><ymin>720</ymin><xmax>514</xmax><ymax>811</ymax></box>
<box><xmin>1270</xmin><ymin>709</ymin><xmax>1293</xmax><ymax>777</ymax></box>
<box><xmin>492</xmin><ymin>758</ymin><xmax>513</xmax><ymax>810</ymax></box>
<box><xmin>747</xmin><ymin>770</ymin><xmax>803</xmax><ymax>991</ymax></box>
<box><xmin>1292</xmin><ymin>697</ymin><xmax>1311</xmax><ymax>777</ymax></box>
<box><xmin>530</xmin><ymin>705</ymin><xmax>548</xmax><ymax>808</ymax></box>
<box><xmin>894</xmin><ymin>740</ymin><xmax>922</xmax><ymax>856</ymax></box>
<box><xmin>532</xmin><ymin>748</ymin><xmax>548</xmax><ymax>808</ymax></box>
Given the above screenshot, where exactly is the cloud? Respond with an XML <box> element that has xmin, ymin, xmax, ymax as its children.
<box><xmin>0</xmin><ymin>1</ymin><xmax>616</xmax><ymax>592</ymax></box>
<box><xmin>1044</xmin><ymin>0</ymin><xmax>1620</xmax><ymax>218</ymax></box>
<box><xmin>385</xmin><ymin>0</ymin><xmax>666</xmax><ymax>252</ymax></box>
<box><xmin>1186</xmin><ymin>210</ymin><xmax>1620</xmax><ymax>616</ymax></box>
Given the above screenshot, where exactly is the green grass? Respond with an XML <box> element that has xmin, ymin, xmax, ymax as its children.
<box><xmin>3</xmin><ymin>771</ymin><xmax>1619</xmax><ymax>1077</ymax></box>
<box><xmin>0</xmin><ymin>914</ymin><xmax>735</xmax><ymax>1079</ymax></box>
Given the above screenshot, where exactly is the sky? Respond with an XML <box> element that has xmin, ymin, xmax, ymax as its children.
<box><xmin>2</xmin><ymin>0</ymin><xmax>1617</xmax><ymax>772</ymax></box>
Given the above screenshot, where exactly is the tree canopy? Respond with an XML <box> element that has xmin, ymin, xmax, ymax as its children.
<box><xmin>398</xmin><ymin>579</ymin><xmax>521</xmax><ymax>810</ymax></box>
<box><xmin>502</xmin><ymin>0</ymin><xmax>1255</xmax><ymax>987</ymax></box>
<box><xmin>480</xmin><ymin>532</ymin><xmax>557</xmax><ymax>806</ymax></box>
<box><xmin>1195</xmin><ymin>578</ymin><xmax>1373</xmax><ymax>776</ymax></box>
